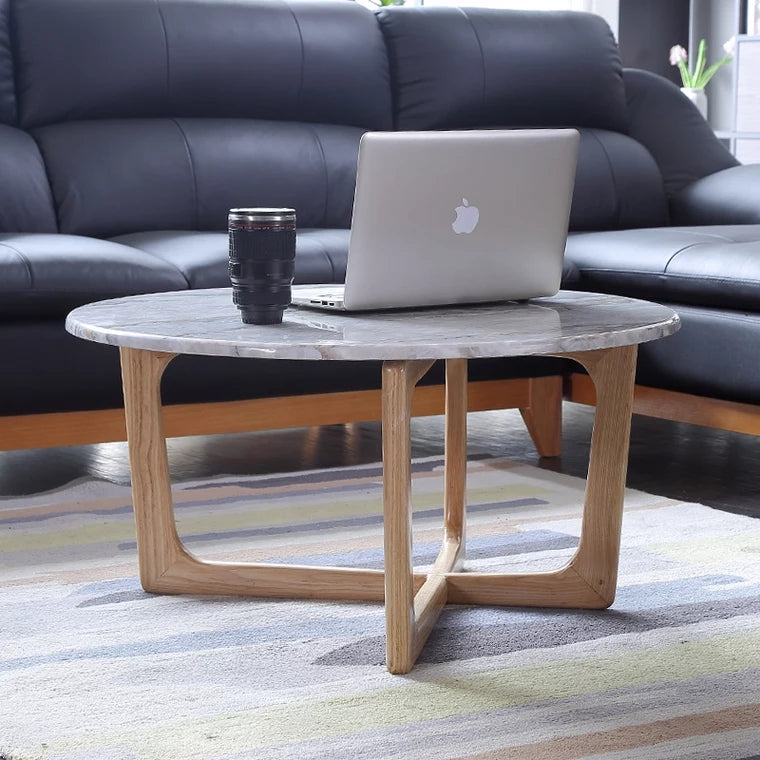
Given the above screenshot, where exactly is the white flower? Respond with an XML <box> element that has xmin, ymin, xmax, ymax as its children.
<box><xmin>723</xmin><ymin>36</ymin><xmax>736</xmax><ymax>56</ymax></box>
<box><xmin>669</xmin><ymin>45</ymin><xmax>688</xmax><ymax>66</ymax></box>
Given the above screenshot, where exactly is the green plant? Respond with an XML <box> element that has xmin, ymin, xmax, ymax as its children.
<box><xmin>669</xmin><ymin>37</ymin><xmax>734</xmax><ymax>90</ymax></box>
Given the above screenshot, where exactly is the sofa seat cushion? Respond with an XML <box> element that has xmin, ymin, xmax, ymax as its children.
<box><xmin>565</xmin><ymin>225</ymin><xmax>760</xmax><ymax>311</ymax></box>
<box><xmin>0</xmin><ymin>320</ymin><xmax>568</xmax><ymax>416</ymax></box>
<box><xmin>115</xmin><ymin>229</ymin><xmax>583</xmax><ymax>290</ymax></box>
<box><xmin>0</xmin><ymin>233</ymin><xmax>188</xmax><ymax>318</ymax></box>
<box><xmin>570</xmin><ymin>129</ymin><xmax>668</xmax><ymax>231</ymax></box>
<box><xmin>111</xmin><ymin>229</ymin><xmax>352</xmax><ymax>289</ymax></box>
<box><xmin>636</xmin><ymin>303</ymin><xmax>760</xmax><ymax>404</ymax></box>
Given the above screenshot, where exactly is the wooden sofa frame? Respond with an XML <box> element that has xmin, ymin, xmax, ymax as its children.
<box><xmin>3</xmin><ymin>371</ymin><xmax>758</xmax><ymax>454</ymax></box>
<box><xmin>0</xmin><ymin>375</ymin><xmax>562</xmax><ymax>453</ymax></box>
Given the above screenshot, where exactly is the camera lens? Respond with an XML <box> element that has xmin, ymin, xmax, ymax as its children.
<box><xmin>228</xmin><ymin>208</ymin><xmax>296</xmax><ymax>325</ymax></box>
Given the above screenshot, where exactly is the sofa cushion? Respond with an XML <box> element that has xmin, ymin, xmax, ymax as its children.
<box><xmin>35</xmin><ymin>120</ymin><xmax>365</xmax><ymax>237</ymax></box>
<box><xmin>112</xmin><ymin>229</ymin><xmax>351</xmax><ymax>288</ymax></box>
<box><xmin>0</xmin><ymin>233</ymin><xmax>188</xmax><ymax>317</ymax></box>
<box><xmin>623</xmin><ymin>68</ymin><xmax>738</xmax><ymax>198</ymax></box>
<box><xmin>115</xmin><ymin>228</ymin><xmax>580</xmax><ymax>290</ymax></box>
<box><xmin>571</xmin><ymin>129</ymin><xmax>668</xmax><ymax>231</ymax></box>
<box><xmin>13</xmin><ymin>0</ymin><xmax>391</xmax><ymax>130</ymax></box>
<box><xmin>376</xmin><ymin>6</ymin><xmax>628</xmax><ymax>133</ymax></box>
<box><xmin>0</xmin><ymin>125</ymin><xmax>57</xmax><ymax>232</ymax></box>
<box><xmin>0</xmin><ymin>320</ymin><xmax>567</xmax><ymax>416</ymax></box>
<box><xmin>669</xmin><ymin>164</ymin><xmax>760</xmax><ymax>226</ymax></box>
<box><xmin>565</xmin><ymin>225</ymin><xmax>760</xmax><ymax>310</ymax></box>
<box><xmin>637</xmin><ymin>303</ymin><xmax>760</xmax><ymax>405</ymax></box>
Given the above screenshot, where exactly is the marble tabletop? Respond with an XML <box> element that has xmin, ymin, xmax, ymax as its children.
<box><xmin>65</xmin><ymin>287</ymin><xmax>680</xmax><ymax>361</ymax></box>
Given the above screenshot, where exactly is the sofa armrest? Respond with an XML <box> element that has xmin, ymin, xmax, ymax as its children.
<box><xmin>623</xmin><ymin>68</ymin><xmax>738</xmax><ymax>198</ymax></box>
<box><xmin>670</xmin><ymin>164</ymin><xmax>760</xmax><ymax>225</ymax></box>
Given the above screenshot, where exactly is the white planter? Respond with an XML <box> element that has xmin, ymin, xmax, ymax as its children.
<box><xmin>680</xmin><ymin>87</ymin><xmax>708</xmax><ymax>120</ymax></box>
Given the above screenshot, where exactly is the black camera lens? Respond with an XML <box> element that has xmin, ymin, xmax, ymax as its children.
<box><xmin>228</xmin><ymin>208</ymin><xmax>296</xmax><ymax>325</ymax></box>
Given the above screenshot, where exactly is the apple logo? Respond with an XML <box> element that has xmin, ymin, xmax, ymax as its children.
<box><xmin>451</xmin><ymin>198</ymin><xmax>480</xmax><ymax>234</ymax></box>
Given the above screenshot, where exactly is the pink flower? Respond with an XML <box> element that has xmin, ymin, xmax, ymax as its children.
<box><xmin>669</xmin><ymin>45</ymin><xmax>688</xmax><ymax>66</ymax></box>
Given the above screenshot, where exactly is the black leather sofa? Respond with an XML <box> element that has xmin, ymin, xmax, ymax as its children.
<box><xmin>2</xmin><ymin>0</ymin><xmax>759</xmax><ymax>451</ymax></box>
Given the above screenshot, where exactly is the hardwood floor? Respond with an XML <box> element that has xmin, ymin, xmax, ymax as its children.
<box><xmin>1</xmin><ymin>403</ymin><xmax>759</xmax><ymax>518</ymax></box>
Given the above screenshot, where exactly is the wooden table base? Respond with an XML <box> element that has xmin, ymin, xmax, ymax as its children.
<box><xmin>120</xmin><ymin>343</ymin><xmax>637</xmax><ymax>675</ymax></box>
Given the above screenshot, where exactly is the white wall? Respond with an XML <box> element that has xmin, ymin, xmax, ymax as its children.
<box><xmin>590</xmin><ymin>0</ymin><xmax>619</xmax><ymax>38</ymax></box>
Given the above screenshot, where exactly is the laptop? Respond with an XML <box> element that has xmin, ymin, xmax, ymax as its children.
<box><xmin>291</xmin><ymin>128</ymin><xmax>579</xmax><ymax>312</ymax></box>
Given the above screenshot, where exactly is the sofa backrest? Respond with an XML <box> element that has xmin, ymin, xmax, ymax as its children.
<box><xmin>376</xmin><ymin>6</ymin><xmax>670</xmax><ymax>231</ymax></box>
<box><xmin>1</xmin><ymin>0</ymin><xmax>718</xmax><ymax>238</ymax></box>
<box><xmin>3</xmin><ymin>0</ymin><xmax>392</xmax><ymax>236</ymax></box>
<box><xmin>0</xmin><ymin>124</ymin><xmax>57</xmax><ymax>232</ymax></box>
<box><xmin>377</xmin><ymin>7</ymin><xmax>627</xmax><ymax>133</ymax></box>
<box><xmin>0</xmin><ymin>0</ymin><xmax>58</xmax><ymax>232</ymax></box>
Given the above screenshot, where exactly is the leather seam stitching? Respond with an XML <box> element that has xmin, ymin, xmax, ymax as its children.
<box><xmin>170</xmin><ymin>119</ymin><xmax>199</xmax><ymax>238</ymax></box>
<box><xmin>578</xmin><ymin>267</ymin><xmax>760</xmax><ymax>285</ymax></box>
<box><xmin>664</xmin><ymin>241</ymin><xmax>703</xmax><ymax>272</ymax></box>
<box><xmin>0</xmin><ymin>242</ymin><xmax>34</xmax><ymax>287</ymax></box>
<box><xmin>458</xmin><ymin>8</ymin><xmax>487</xmax><ymax>122</ymax></box>
<box><xmin>155</xmin><ymin>0</ymin><xmax>171</xmax><ymax>106</ymax></box>
<box><xmin>587</xmin><ymin>130</ymin><xmax>622</xmax><ymax>228</ymax></box>
<box><xmin>307</xmin><ymin>125</ymin><xmax>330</xmax><ymax>230</ymax></box>
<box><xmin>282</xmin><ymin>0</ymin><xmax>305</xmax><ymax>114</ymax></box>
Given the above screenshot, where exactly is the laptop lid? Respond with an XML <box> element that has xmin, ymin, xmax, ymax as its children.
<box><xmin>340</xmin><ymin>128</ymin><xmax>579</xmax><ymax>311</ymax></box>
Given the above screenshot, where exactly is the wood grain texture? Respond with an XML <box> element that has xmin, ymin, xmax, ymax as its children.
<box><xmin>441</xmin><ymin>359</ymin><xmax>468</xmax><ymax>573</ymax></box>
<box><xmin>13</xmin><ymin>372</ymin><xmax>760</xmax><ymax>452</ymax></box>
<box><xmin>382</xmin><ymin>359</ymin><xmax>436</xmax><ymax>674</ymax></box>
<box><xmin>445</xmin><ymin>346</ymin><xmax>637</xmax><ymax>610</ymax></box>
<box><xmin>0</xmin><ymin>377</ymin><xmax>536</xmax><ymax>451</ymax></box>
<box><xmin>408</xmin><ymin>360</ymin><xmax>470</xmax><ymax>664</ymax></box>
<box><xmin>568</xmin><ymin>372</ymin><xmax>760</xmax><ymax>436</ymax></box>
<box><xmin>445</xmin><ymin>565</ymin><xmax>610</xmax><ymax>608</ymax></box>
<box><xmin>120</xmin><ymin>348</ymin><xmax>186</xmax><ymax>591</ymax></box>
<box><xmin>145</xmin><ymin>554</ymin><xmax>394</xmax><ymax>601</ymax></box>
<box><xmin>381</xmin><ymin>359</ymin><xmax>472</xmax><ymax>673</ymax></box>
<box><xmin>560</xmin><ymin>346</ymin><xmax>638</xmax><ymax>604</ymax></box>
<box><xmin>121</xmin><ymin>346</ymin><xmax>429</xmax><ymax>601</ymax></box>
<box><xmin>519</xmin><ymin>375</ymin><xmax>563</xmax><ymax>457</ymax></box>
<box><xmin>117</xmin><ymin>343</ymin><xmax>640</xmax><ymax>673</ymax></box>
<box><xmin>411</xmin><ymin>573</ymin><xmax>449</xmax><ymax>661</ymax></box>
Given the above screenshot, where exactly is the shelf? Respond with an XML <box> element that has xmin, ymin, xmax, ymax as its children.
<box><xmin>715</xmin><ymin>130</ymin><xmax>760</xmax><ymax>137</ymax></box>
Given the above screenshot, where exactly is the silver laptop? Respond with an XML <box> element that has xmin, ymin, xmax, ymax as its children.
<box><xmin>291</xmin><ymin>128</ymin><xmax>579</xmax><ymax>312</ymax></box>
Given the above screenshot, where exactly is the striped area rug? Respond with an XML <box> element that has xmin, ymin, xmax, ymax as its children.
<box><xmin>1</xmin><ymin>455</ymin><xmax>759</xmax><ymax>760</ymax></box>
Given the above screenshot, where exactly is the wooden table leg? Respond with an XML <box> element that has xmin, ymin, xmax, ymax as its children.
<box><xmin>120</xmin><ymin>342</ymin><xmax>638</xmax><ymax>674</ymax></box>
<box><xmin>441</xmin><ymin>358</ymin><xmax>467</xmax><ymax>574</ymax></box>
<box><xmin>382</xmin><ymin>358</ymin><xmax>467</xmax><ymax>674</ymax></box>
<box><xmin>563</xmin><ymin>344</ymin><xmax>639</xmax><ymax>603</ymax></box>
<box><xmin>445</xmin><ymin>344</ymin><xmax>638</xmax><ymax>608</ymax></box>
<box><xmin>382</xmin><ymin>359</ymin><xmax>435</xmax><ymax>673</ymax></box>
<box><xmin>120</xmin><ymin>347</ymin><xmax>184</xmax><ymax>591</ymax></box>
<box><xmin>119</xmin><ymin>346</ymin><xmax>401</xmax><ymax>601</ymax></box>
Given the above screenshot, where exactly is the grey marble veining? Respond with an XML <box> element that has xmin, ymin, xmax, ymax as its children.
<box><xmin>65</xmin><ymin>288</ymin><xmax>680</xmax><ymax>361</ymax></box>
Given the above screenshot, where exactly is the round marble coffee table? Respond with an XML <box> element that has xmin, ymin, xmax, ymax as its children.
<box><xmin>66</xmin><ymin>287</ymin><xmax>679</xmax><ymax>674</ymax></box>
